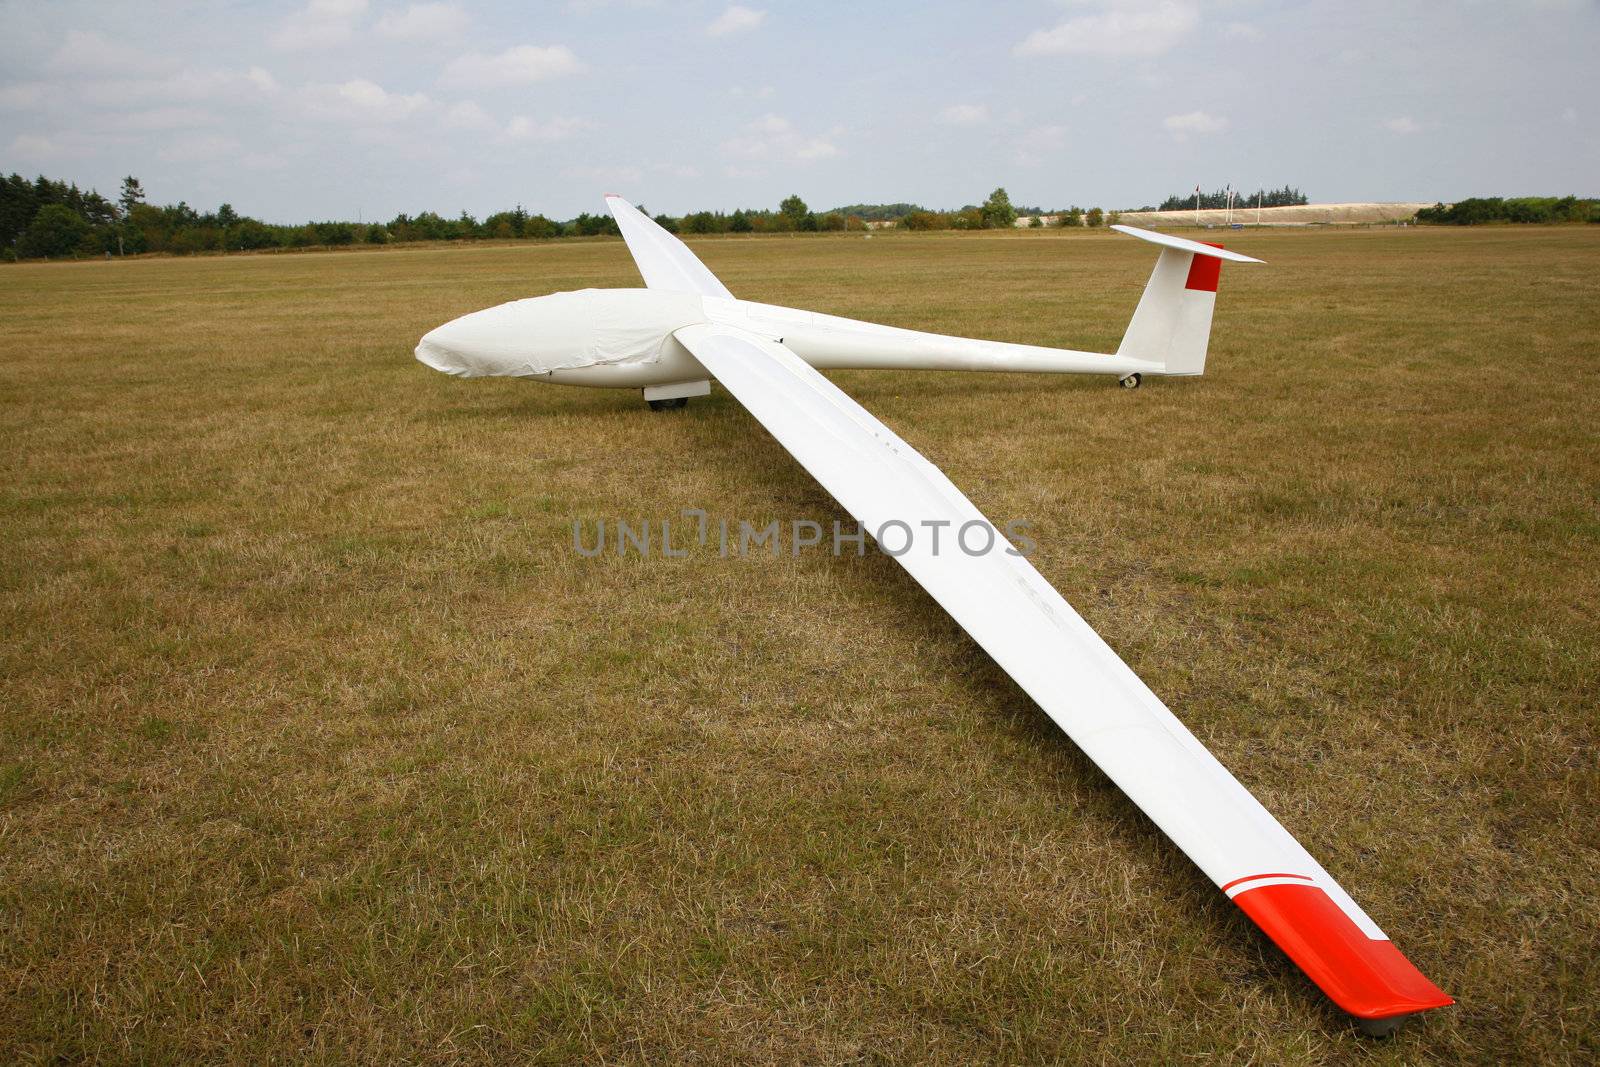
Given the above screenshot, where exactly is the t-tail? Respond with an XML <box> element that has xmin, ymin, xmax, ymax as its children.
<box><xmin>1112</xmin><ymin>224</ymin><xmax>1262</xmax><ymax>376</ymax></box>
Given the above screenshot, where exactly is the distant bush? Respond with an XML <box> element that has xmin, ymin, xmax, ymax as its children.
<box><xmin>900</xmin><ymin>210</ymin><xmax>944</xmax><ymax>231</ymax></box>
<box><xmin>1415</xmin><ymin>196</ymin><xmax>1599</xmax><ymax>225</ymax></box>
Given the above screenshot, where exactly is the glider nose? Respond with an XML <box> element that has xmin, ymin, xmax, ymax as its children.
<box><xmin>415</xmin><ymin>318</ymin><xmax>479</xmax><ymax>376</ymax></box>
<box><xmin>415</xmin><ymin>299</ymin><xmax>556</xmax><ymax>377</ymax></box>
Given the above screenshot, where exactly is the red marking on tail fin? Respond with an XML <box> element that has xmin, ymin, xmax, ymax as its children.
<box><xmin>1232</xmin><ymin>882</ymin><xmax>1453</xmax><ymax>1020</ymax></box>
<box><xmin>1185</xmin><ymin>243</ymin><xmax>1225</xmax><ymax>292</ymax></box>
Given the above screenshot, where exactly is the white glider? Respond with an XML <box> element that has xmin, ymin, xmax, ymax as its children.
<box><xmin>416</xmin><ymin>196</ymin><xmax>1452</xmax><ymax>1031</ymax></box>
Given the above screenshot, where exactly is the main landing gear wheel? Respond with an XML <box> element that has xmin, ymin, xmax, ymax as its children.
<box><xmin>647</xmin><ymin>397</ymin><xmax>689</xmax><ymax>411</ymax></box>
<box><xmin>1119</xmin><ymin>373</ymin><xmax>1142</xmax><ymax>390</ymax></box>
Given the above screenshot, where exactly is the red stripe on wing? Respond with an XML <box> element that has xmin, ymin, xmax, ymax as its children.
<box><xmin>1220</xmin><ymin>872</ymin><xmax>1314</xmax><ymax>893</ymax></box>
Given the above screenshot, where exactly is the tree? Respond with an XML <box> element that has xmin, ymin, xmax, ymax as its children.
<box><xmin>523</xmin><ymin>214</ymin><xmax>559</xmax><ymax>238</ymax></box>
<box><xmin>779</xmin><ymin>194</ymin><xmax>809</xmax><ymax>227</ymax></box>
<box><xmin>119</xmin><ymin>176</ymin><xmax>145</xmax><ymax>216</ymax></box>
<box><xmin>232</xmin><ymin>219</ymin><xmax>276</xmax><ymax>250</ymax></box>
<box><xmin>981</xmin><ymin>187</ymin><xmax>1017</xmax><ymax>229</ymax></box>
<box><xmin>652</xmin><ymin>213</ymin><xmax>679</xmax><ymax>233</ymax></box>
<box><xmin>1106</xmin><ymin>211</ymin><xmax>1121</xmax><ymax>227</ymax></box>
<box><xmin>20</xmin><ymin>204</ymin><xmax>91</xmax><ymax>257</ymax></box>
<box><xmin>1085</xmin><ymin>207</ymin><xmax>1104</xmax><ymax>227</ymax></box>
<box><xmin>1029</xmin><ymin>215</ymin><xmax>1043</xmax><ymax>228</ymax></box>
<box><xmin>1064</xmin><ymin>206</ymin><xmax>1084</xmax><ymax>227</ymax></box>
<box><xmin>569</xmin><ymin>212</ymin><xmax>618</xmax><ymax>237</ymax></box>
<box><xmin>729</xmin><ymin>209</ymin><xmax>752</xmax><ymax>233</ymax></box>
<box><xmin>950</xmin><ymin>207</ymin><xmax>984</xmax><ymax>230</ymax></box>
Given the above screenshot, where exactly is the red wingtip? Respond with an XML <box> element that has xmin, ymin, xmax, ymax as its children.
<box><xmin>1233</xmin><ymin>883</ymin><xmax>1453</xmax><ymax>1020</ymax></box>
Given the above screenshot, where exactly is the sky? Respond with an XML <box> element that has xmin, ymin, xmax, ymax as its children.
<box><xmin>1</xmin><ymin>0</ymin><xmax>1595</xmax><ymax>223</ymax></box>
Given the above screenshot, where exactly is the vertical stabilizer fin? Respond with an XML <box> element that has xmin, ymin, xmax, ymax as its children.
<box><xmin>1111</xmin><ymin>224</ymin><xmax>1260</xmax><ymax>376</ymax></box>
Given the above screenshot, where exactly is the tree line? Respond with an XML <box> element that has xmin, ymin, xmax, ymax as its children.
<box><xmin>1</xmin><ymin>176</ymin><xmax>1056</xmax><ymax>260</ymax></box>
<box><xmin>1149</xmin><ymin>186</ymin><xmax>1309</xmax><ymax>212</ymax></box>
<box><xmin>33</xmin><ymin>170</ymin><xmax>1519</xmax><ymax>262</ymax></box>
<box><xmin>1</xmin><ymin>174</ymin><xmax>917</xmax><ymax>259</ymax></box>
<box><xmin>0</xmin><ymin>172</ymin><xmax>610</xmax><ymax>259</ymax></box>
<box><xmin>1415</xmin><ymin>197</ymin><xmax>1598</xmax><ymax>225</ymax></box>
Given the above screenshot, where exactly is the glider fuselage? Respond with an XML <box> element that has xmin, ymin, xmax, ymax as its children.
<box><xmin>415</xmin><ymin>287</ymin><xmax>1166</xmax><ymax>388</ymax></box>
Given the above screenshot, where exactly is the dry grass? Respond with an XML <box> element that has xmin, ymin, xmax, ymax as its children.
<box><xmin>2</xmin><ymin>226</ymin><xmax>1597</xmax><ymax>1064</ymax></box>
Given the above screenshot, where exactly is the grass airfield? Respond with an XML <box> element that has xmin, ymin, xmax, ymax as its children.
<box><xmin>2</xmin><ymin>226</ymin><xmax>1597</xmax><ymax>1063</ymax></box>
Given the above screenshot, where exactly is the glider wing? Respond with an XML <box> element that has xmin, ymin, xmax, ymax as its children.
<box><xmin>605</xmin><ymin>194</ymin><xmax>734</xmax><ymax>299</ymax></box>
<box><xmin>670</xmin><ymin>319</ymin><xmax>1451</xmax><ymax>1023</ymax></box>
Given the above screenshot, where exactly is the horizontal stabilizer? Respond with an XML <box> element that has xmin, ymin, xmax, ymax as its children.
<box><xmin>1111</xmin><ymin>223</ymin><xmax>1264</xmax><ymax>263</ymax></box>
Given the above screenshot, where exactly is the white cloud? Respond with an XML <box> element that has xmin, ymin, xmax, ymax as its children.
<box><xmin>722</xmin><ymin>113</ymin><xmax>839</xmax><ymax>163</ymax></box>
<box><xmin>1013</xmin><ymin>124</ymin><xmax>1067</xmax><ymax>168</ymax></box>
<box><xmin>1163</xmin><ymin>109</ymin><xmax>1228</xmax><ymax>137</ymax></box>
<box><xmin>707</xmin><ymin>5</ymin><xmax>765</xmax><ymax>37</ymax></box>
<box><xmin>120</xmin><ymin>106</ymin><xmax>219</xmax><ymax>132</ymax></box>
<box><xmin>9</xmin><ymin>133</ymin><xmax>65</xmax><ymax>160</ymax></box>
<box><xmin>442</xmin><ymin>100</ymin><xmax>496</xmax><ymax>132</ymax></box>
<box><xmin>1015</xmin><ymin>1</ymin><xmax>1199</xmax><ymax>58</ymax></box>
<box><xmin>439</xmin><ymin>45</ymin><xmax>584</xmax><ymax>88</ymax></box>
<box><xmin>8</xmin><ymin>130</ymin><xmax>97</xmax><ymax>161</ymax></box>
<box><xmin>1033</xmin><ymin>123</ymin><xmax>1067</xmax><ymax>147</ymax></box>
<box><xmin>1224</xmin><ymin>21</ymin><xmax>1263</xmax><ymax>40</ymax></box>
<box><xmin>303</xmin><ymin>78</ymin><xmax>433</xmax><ymax>123</ymax></box>
<box><xmin>158</xmin><ymin>134</ymin><xmax>241</xmax><ymax>163</ymax></box>
<box><xmin>242</xmin><ymin>151</ymin><xmax>289</xmax><ymax>170</ymax></box>
<box><xmin>0</xmin><ymin>83</ymin><xmax>49</xmax><ymax>110</ymax></box>
<box><xmin>49</xmin><ymin>30</ymin><xmax>172</xmax><ymax>75</ymax></box>
<box><xmin>272</xmin><ymin>0</ymin><xmax>369</xmax><ymax>50</ymax></box>
<box><xmin>938</xmin><ymin>103</ymin><xmax>989</xmax><ymax>126</ymax></box>
<box><xmin>1383</xmin><ymin>116</ymin><xmax>1421</xmax><ymax>134</ymax></box>
<box><xmin>247</xmin><ymin>67</ymin><xmax>280</xmax><ymax>94</ymax></box>
<box><xmin>377</xmin><ymin>3</ymin><xmax>469</xmax><ymax>41</ymax></box>
<box><xmin>653</xmin><ymin>162</ymin><xmax>701</xmax><ymax>178</ymax></box>
<box><xmin>504</xmin><ymin>114</ymin><xmax>591</xmax><ymax>141</ymax></box>
<box><xmin>77</xmin><ymin>67</ymin><xmax>281</xmax><ymax>109</ymax></box>
<box><xmin>564</xmin><ymin>163</ymin><xmax>644</xmax><ymax>187</ymax></box>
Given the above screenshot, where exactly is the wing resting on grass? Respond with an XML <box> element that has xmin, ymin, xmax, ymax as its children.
<box><xmin>607</xmin><ymin>195</ymin><xmax>1451</xmax><ymax>1024</ymax></box>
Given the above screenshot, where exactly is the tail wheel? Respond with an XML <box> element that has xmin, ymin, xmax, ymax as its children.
<box><xmin>647</xmin><ymin>397</ymin><xmax>689</xmax><ymax>411</ymax></box>
<box><xmin>1119</xmin><ymin>373</ymin><xmax>1142</xmax><ymax>390</ymax></box>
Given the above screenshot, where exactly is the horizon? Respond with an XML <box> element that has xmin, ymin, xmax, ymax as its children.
<box><xmin>2</xmin><ymin>1</ymin><xmax>1596</xmax><ymax>224</ymax></box>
